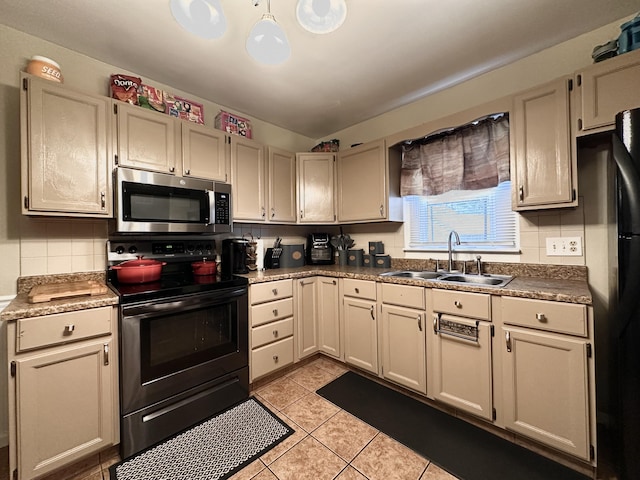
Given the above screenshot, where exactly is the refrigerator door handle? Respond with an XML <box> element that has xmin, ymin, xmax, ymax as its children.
<box><xmin>613</xmin><ymin>133</ymin><xmax>640</xmax><ymax>233</ymax></box>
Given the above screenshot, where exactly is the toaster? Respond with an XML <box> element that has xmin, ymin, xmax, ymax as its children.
<box><xmin>307</xmin><ymin>233</ymin><xmax>334</xmax><ymax>265</ymax></box>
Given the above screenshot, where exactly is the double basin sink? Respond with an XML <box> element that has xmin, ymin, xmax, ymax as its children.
<box><xmin>379</xmin><ymin>270</ymin><xmax>513</xmax><ymax>288</ymax></box>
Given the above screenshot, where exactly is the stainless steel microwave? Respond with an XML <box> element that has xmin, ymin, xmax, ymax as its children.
<box><xmin>115</xmin><ymin>167</ymin><xmax>232</xmax><ymax>234</ymax></box>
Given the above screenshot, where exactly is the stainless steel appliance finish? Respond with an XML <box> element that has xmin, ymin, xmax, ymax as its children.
<box><xmin>115</xmin><ymin>167</ymin><xmax>232</xmax><ymax>234</ymax></box>
<box><xmin>108</xmin><ymin>237</ymin><xmax>249</xmax><ymax>458</ymax></box>
<box><xmin>307</xmin><ymin>233</ymin><xmax>334</xmax><ymax>265</ymax></box>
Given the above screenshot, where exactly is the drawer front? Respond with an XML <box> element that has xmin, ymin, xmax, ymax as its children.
<box><xmin>250</xmin><ymin>279</ymin><xmax>293</xmax><ymax>305</ymax></box>
<box><xmin>502</xmin><ymin>297</ymin><xmax>587</xmax><ymax>336</ymax></box>
<box><xmin>251</xmin><ymin>298</ymin><xmax>294</xmax><ymax>327</ymax></box>
<box><xmin>432</xmin><ymin>289</ymin><xmax>491</xmax><ymax>320</ymax></box>
<box><xmin>381</xmin><ymin>283</ymin><xmax>425</xmax><ymax>309</ymax></box>
<box><xmin>252</xmin><ymin>318</ymin><xmax>294</xmax><ymax>348</ymax></box>
<box><xmin>251</xmin><ymin>337</ymin><xmax>294</xmax><ymax>380</ymax></box>
<box><xmin>342</xmin><ymin>278</ymin><xmax>376</xmax><ymax>301</ymax></box>
<box><xmin>16</xmin><ymin>307</ymin><xmax>112</xmax><ymax>352</ymax></box>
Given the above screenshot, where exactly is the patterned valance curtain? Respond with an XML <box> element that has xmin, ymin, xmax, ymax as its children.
<box><xmin>400</xmin><ymin>114</ymin><xmax>510</xmax><ymax>196</ymax></box>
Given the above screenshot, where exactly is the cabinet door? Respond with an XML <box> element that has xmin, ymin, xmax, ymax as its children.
<box><xmin>577</xmin><ymin>49</ymin><xmax>640</xmax><ymax>134</ymax></box>
<box><xmin>338</xmin><ymin>140</ymin><xmax>387</xmax><ymax>222</ymax></box>
<box><xmin>296</xmin><ymin>277</ymin><xmax>318</xmax><ymax>359</ymax></box>
<box><xmin>512</xmin><ymin>77</ymin><xmax>576</xmax><ymax>210</ymax></box>
<box><xmin>22</xmin><ymin>76</ymin><xmax>111</xmax><ymax>216</ymax></box>
<box><xmin>182</xmin><ymin>122</ymin><xmax>229</xmax><ymax>182</ymax></box>
<box><xmin>297</xmin><ymin>152</ymin><xmax>336</xmax><ymax>223</ymax></box>
<box><xmin>231</xmin><ymin>136</ymin><xmax>266</xmax><ymax>221</ymax></box>
<box><xmin>15</xmin><ymin>338</ymin><xmax>115</xmax><ymax>480</ymax></box>
<box><xmin>502</xmin><ymin>326</ymin><xmax>590</xmax><ymax>460</ymax></box>
<box><xmin>381</xmin><ymin>304</ymin><xmax>426</xmax><ymax>394</ymax></box>
<box><xmin>268</xmin><ymin>147</ymin><xmax>297</xmax><ymax>223</ymax></box>
<box><xmin>318</xmin><ymin>277</ymin><xmax>340</xmax><ymax>358</ymax></box>
<box><xmin>343</xmin><ymin>297</ymin><xmax>378</xmax><ymax>374</ymax></box>
<box><xmin>431</xmin><ymin>316</ymin><xmax>492</xmax><ymax>420</ymax></box>
<box><xmin>115</xmin><ymin>102</ymin><xmax>179</xmax><ymax>174</ymax></box>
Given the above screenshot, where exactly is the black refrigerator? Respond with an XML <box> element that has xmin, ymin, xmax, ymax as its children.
<box><xmin>611</xmin><ymin>108</ymin><xmax>640</xmax><ymax>480</ymax></box>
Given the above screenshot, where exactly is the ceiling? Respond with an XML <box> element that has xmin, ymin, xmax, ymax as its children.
<box><xmin>1</xmin><ymin>0</ymin><xmax>640</xmax><ymax>139</ymax></box>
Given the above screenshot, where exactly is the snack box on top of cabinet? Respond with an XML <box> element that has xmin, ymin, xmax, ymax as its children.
<box><xmin>215</xmin><ymin>110</ymin><xmax>252</xmax><ymax>138</ymax></box>
<box><xmin>138</xmin><ymin>84</ymin><xmax>166</xmax><ymax>113</ymax></box>
<box><xmin>165</xmin><ymin>92</ymin><xmax>204</xmax><ymax>124</ymax></box>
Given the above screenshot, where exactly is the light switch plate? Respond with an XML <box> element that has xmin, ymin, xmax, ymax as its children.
<box><xmin>545</xmin><ymin>236</ymin><xmax>583</xmax><ymax>256</ymax></box>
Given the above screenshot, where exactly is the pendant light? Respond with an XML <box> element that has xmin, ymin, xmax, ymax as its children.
<box><xmin>170</xmin><ymin>0</ymin><xmax>227</xmax><ymax>39</ymax></box>
<box><xmin>296</xmin><ymin>0</ymin><xmax>347</xmax><ymax>34</ymax></box>
<box><xmin>246</xmin><ymin>0</ymin><xmax>291</xmax><ymax>65</ymax></box>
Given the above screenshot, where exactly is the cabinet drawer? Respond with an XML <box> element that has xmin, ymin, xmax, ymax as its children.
<box><xmin>251</xmin><ymin>337</ymin><xmax>294</xmax><ymax>380</ymax></box>
<box><xmin>251</xmin><ymin>298</ymin><xmax>294</xmax><ymax>327</ymax></box>
<box><xmin>250</xmin><ymin>279</ymin><xmax>293</xmax><ymax>305</ymax></box>
<box><xmin>432</xmin><ymin>289</ymin><xmax>490</xmax><ymax>320</ymax></box>
<box><xmin>381</xmin><ymin>283</ymin><xmax>425</xmax><ymax>309</ymax></box>
<box><xmin>502</xmin><ymin>297</ymin><xmax>587</xmax><ymax>336</ymax></box>
<box><xmin>252</xmin><ymin>318</ymin><xmax>294</xmax><ymax>348</ymax></box>
<box><xmin>342</xmin><ymin>279</ymin><xmax>376</xmax><ymax>301</ymax></box>
<box><xmin>16</xmin><ymin>307</ymin><xmax>112</xmax><ymax>352</ymax></box>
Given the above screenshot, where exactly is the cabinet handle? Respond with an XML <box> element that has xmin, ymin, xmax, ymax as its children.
<box><xmin>332</xmin><ymin>280</ymin><xmax>336</xmax><ymax>285</ymax></box>
<box><xmin>417</xmin><ymin>315</ymin><xmax>422</xmax><ymax>332</ymax></box>
<box><xmin>433</xmin><ymin>314</ymin><xmax>439</xmax><ymax>334</ymax></box>
<box><xmin>300</xmin><ymin>209</ymin><xmax>304</xmax><ymax>218</ymax></box>
<box><xmin>519</xmin><ymin>185</ymin><xmax>524</xmax><ymax>201</ymax></box>
<box><xmin>271</xmin><ymin>208</ymin><xmax>275</xmax><ymax>218</ymax></box>
<box><xmin>454</xmin><ymin>300</ymin><xmax>462</xmax><ymax>308</ymax></box>
<box><xmin>355</xmin><ymin>288</ymin><xmax>360</xmax><ymax>294</ymax></box>
<box><xmin>273</xmin><ymin>330</ymin><xmax>279</xmax><ymax>338</ymax></box>
<box><xmin>261</xmin><ymin>207</ymin><xmax>266</xmax><ymax>218</ymax></box>
<box><xmin>535</xmin><ymin>312</ymin><xmax>547</xmax><ymax>322</ymax></box>
<box><xmin>273</xmin><ymin>355</ymin><xmax>279</xmax><ymax>363</ymax></box>
<box><xmin>63</xmin><ymin>324</ymin><xmax>75</xmax><ymax>335</ymax></box>
<box><xmin>272</xmin><ymin>309</ymin><xmax>278</xmax><ymax>317</ymax></box>
<box><xmin>370</xmin><ymin>305</ymin><xmax>375</xmax><ymax>320</ymax></box>
<box><xmin>379</xmin><ymin>205</ymin><xmax>384</xmax><ymax>217</ymax></box>
<box><xmin>185</xmin><ymin>169</ymin><xmax>191</xmax><ymax>175</ymax></box>
<box><xmin>272</xmin><ymin>288</ymin><xmax>278</xmax><ymax>295</ymax></box>
<box><xmin>100</xmin><ymin>192</ymin><xmax>106</xmax><ymax>209</ymax></box>
<box><xmin>104</xmin><ymin>343</ymin><xmax>110</xmax><ymax>365</ymax></box>
<box><xmin>169</xmin><ymin>167</ymin><xmax>175</xmax><ymax>173</ymax></box>
<box><xmin>506</xmin><ymin>331</ymin><xmax>512</xmax><ymax>352</ymax></box>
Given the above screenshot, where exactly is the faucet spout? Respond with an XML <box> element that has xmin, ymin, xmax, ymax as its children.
<box><xmin>447</xmin><ymin>230</ymin><xmax>461</xmax><ymax>272</ymax></box>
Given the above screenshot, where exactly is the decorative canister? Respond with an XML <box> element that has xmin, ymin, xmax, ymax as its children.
<box><xmin>26</xmin><ymin>55</ymin><xmax>63</xmax><ymax>83</ymax></box>
<box><xmin>347</xmin><ymin>249</ymin><xmax>364</xmax><ymax>267</ymax></box>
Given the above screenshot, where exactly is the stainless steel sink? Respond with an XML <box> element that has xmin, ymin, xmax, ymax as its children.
<box><xmin>379</xmin><ymin>271</ymin><xmax>443</xmax><ymax>280</ymax></box>
<box><xmin>439</xmin><ymin>273</ymin><xmax>513</xmax><ymax>287</ymax></box>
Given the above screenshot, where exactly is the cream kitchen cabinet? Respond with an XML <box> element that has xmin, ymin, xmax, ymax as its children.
<box><xmin>575</xmin><ymin>48</ymin><xmax>640</xmax><ymax>135</ymax></box>
<box><xmin>337</xmin><ymin>139</ymin><xmax>402</xmax><ymax>223</ymax></box>
<box><xmin>8</xmin><ymin>307</ymin><xmax>118</xmax><ymax>480</ymax></box>
<box><xmin>267</xmin><ymin>146</ymin><xmax>297</xmax><ymax>223</ymax></box>
<box><xmin>428</xmin><ymin>289</ymin><xmax>494</xmax><ymax>421</ymax></box>
<box><xmin>249</xmin><ymin>279</ymin><xmax>294</xmax><ymax>381</ymax></box>
<box><xmin>342</xmin><ymin>279</ymin><xmax>378</xmax><ymax>374</ymax></box>
<box><xmin>317</xmin><ymin>277</ymin><xmax>341</xmax><ymax>359</ymax></box>
<box><xmin>380</xmin><ymin>283</ymin><xmax>426</xmax><ymax>394</ymax></box>
<box><xmin>296</xmin><ymin>152</ymin><xmax>336</xmax><ymax>224</ymax></box>
<box><xmin>114</xmin><ymin>102</ymin><xmax>230</xmax><ymax>181</ymax></box>
<box><xmin>511</xmin><ymin>76</ymin><xmax>577</xmax><ymax>210</ymax></box>
<box><xmin>20</xmin><ymin>74</ymin><xmax>112</xmax><ymax>217</ymax></box>
<box><xmin>500</xmin><ymin>296</ymin><xmax>593</xmax><ymax>461</ymax></box>
<box><xmin>296</xmin><ymin>277</ymin><xmax>319</xmax><ymax>359</ymax></box>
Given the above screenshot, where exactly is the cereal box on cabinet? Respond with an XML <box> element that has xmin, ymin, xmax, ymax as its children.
<box><xmin>215</xmin><ymin>110</ymin><xmax>252</xmax><ymax>138</ymax></box>
<box><xmin>164</xmin><ymin>92</ymin><xmax>204</xmax><ymax>124</ymax></box>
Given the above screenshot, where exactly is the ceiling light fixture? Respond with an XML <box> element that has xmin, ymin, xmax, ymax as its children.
<box><xmin>296</xmin><ymin>0</ymin><xmax>347</xmax><ymax>34</ymax></box>
<box><xmin>169</xmin><ymin>0</ymin><xmax>227</xmax><ymax>39</ymax></box>
<box><xmin>246</xmin><ymin>0</ymin><xmax>291</xmax><ymax>65</ymax></box>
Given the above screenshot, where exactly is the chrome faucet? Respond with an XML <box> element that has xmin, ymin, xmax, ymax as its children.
<box><xmin>447</xmin><ymin>230</ymin><xmax>461</xmax><ymax>272</ymax></box>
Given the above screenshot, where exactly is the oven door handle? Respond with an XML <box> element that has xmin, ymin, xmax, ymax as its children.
<box><xmin>122</xmin><ymin>288</ymin><xmax>247</xmax><ymax>318</ymax></box>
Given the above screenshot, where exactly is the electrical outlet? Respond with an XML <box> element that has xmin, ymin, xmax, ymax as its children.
<box><xmin>545</xmin><ymin>236</ymin><xmax>583</xmax><ymax>256</ymax></box>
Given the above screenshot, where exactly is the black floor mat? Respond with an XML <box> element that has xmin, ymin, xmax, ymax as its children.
<box><xmin>317</xmin><ymin>371</ymin><xmax>590</xmax><ymax>480</ymax></box>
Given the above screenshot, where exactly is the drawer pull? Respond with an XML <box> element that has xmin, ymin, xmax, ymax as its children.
<box><xmin>355</xmin><ymin>288</ymin><xmax>360</xmax><ymax>294</ymax></box>
<box><xmin>273</xmin><ymin>330</ymin><xmax>279</xmax><ymax>338</ymax></box>
<box><xmin>273</xmin><ymin>355</ymin><xmax>279</xmax><ymax>363</ymax></box>
<box><xmin>63</xmin><ymin>324</ymin><xmax>75</xmax><ymax>335</ymax></box>
<box><xmin>272</xmin><ymin>309</ymin><xmax>278</xmax><ymax>317</ymax></box>
<box><xmin>506</xmin><ymin>331</ymin><xmax>512</xmax><ymax>352</ymax></box>
<box><xmin>454</xmin><ymin>300</ymin><xmax>462</xmax><ymax>309</ymax></box>
<box><xmin>272</xmin><ymin>288</ymin><xmax>278</xmax><ymax>296</ymax></box>
<box><xmin>104</xmin><ymin>343</ymin><xmax>109</xmax><ymax>365</ymax></box>
<box><xmin>535</xmin><ymin>313</ymin><xmax>547</xmax><ymax>322</ymax></box>
<box><xmin>332</xmin><ymin>280</ymin><xmax>336</xmax><ymax>285</ymax></box>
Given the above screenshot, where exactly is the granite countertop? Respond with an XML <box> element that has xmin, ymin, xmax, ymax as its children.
<box><xmin>0</xmin><ymin>272</ymin><xmax>119</xmax><ymax>322</ymax></box>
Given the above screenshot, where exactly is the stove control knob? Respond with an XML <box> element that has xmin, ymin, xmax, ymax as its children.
<box><xmin>205</xmin><ymin>243</ymin><xmax>213</xmax><ymax>252</ymax></box>
<box><xmin>186</xmin><ymin>244</ymin><xmax>195</xmax><ymax>252</ymax></box>
<box><xmin>128</xmin><ymin>246</ymin><xmax>138</xmax><ymax>254</ymax></box>
<box><xmin>115</xmin><ymin>246</ymin><xmax>125</xmax><ymax>255</ymax></box>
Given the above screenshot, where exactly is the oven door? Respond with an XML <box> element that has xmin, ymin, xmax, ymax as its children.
<box><xmin>120</xmin><ymin>286</ymin><xmax>248</xmax><ymax>415</ymax></box>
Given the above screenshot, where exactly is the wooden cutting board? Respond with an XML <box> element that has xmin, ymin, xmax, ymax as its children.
<box><xmin>28</xmin><ymin>280</ymin><xmax>109</xmax><ymax>303</ymax></box>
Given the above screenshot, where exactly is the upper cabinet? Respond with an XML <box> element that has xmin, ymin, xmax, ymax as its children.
<box><xmin>575</xmin><ymin>49</ymin><xmax>640</xmax><ymax>135</ymax></box>
<box><xmin>511</xmin><ymin>76</ymin><xmax>577</xmax><ymax>210</ymax></box>
<box><xmin>337</xmin><ymin>140</ymin><xmax>402</xmax><ymax>223</ymax></box>
<box><xmin>231</xmin><ymin>136</ymin><xmax>266</xmax><ymax>222</ymax></box>
<box><xmin>21</xmin><ymin>74</ymin><xmax>112</xmax><ymax>217</ymax></box>
<box><xmin>267</xmin><ymin>146</ymin><xmax>297</xmax><ymax>223</ymax></box>
<box><xmin>297</xmin><ymin>152</ymin><xmax>336</xmax><ymax>224</ymax></box>
<box><xmin>114</xmin><ymin>101</ymin><xmax>230</xmax><ymax>182</ymax></box>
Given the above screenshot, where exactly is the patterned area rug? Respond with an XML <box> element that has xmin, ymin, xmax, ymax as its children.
<box><xmin>110</xmin><ymin>397</ymin><xmax>293</xmax><ymax>480</ymax></box>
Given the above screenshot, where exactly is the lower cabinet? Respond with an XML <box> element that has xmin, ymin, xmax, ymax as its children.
<box><xmin>380</xmin><ymin>283</ymin><xmax>426</xmax><ymax>394</ymax></box>
<box><xmin>342</xmin><ymin>279</ymin><xmax>378</xmax><ymax>374</ymax></box>
<box><xmin>317</xmin><ymin>277</ymin><xmax>340</xmax><ymax>358</ymax></box>
<box><xmin>8</xmin><ymin>307</ymin><xmax>118</xmax><ymax>480</ymax></box>
<box><xmin>249</xmin><ymin>279</ymin><xmax>294</xmax><ymax>381</ymax></box>
<box><xmin>296</xmin><ymin>277</ymin><xmax>319</xmax><ymax>359</ymax></box>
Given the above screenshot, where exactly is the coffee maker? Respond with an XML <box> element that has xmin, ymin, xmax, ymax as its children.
<box><xmin>221</xmin><ymin>238</ymin><xmax>249</xmax><ymax>277</ymax></box>
<box><xmin>306</xmin><ymin>233</ymin><xmax>334</xmax><ymax>265</ymax></box>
